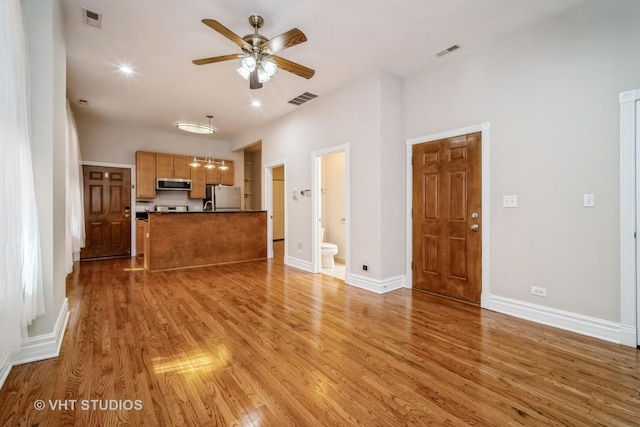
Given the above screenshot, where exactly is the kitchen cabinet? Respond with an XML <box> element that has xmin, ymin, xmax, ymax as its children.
<box><xmin>156</xmin><ymin>153</ymin><xmax>191</xmax><ymax>179</ymax></box>
<box><xmin>205</xmin><ymin>160</ymin><xmax>235</xmax><ymax>186</ymax></box>
<box><xmin>136</xmin><ymin>219</ymin><xmax>147</xmax><ymax>258</ymax></box>
<box><xmin>173</xmin><ymin>156</ymin><xmax>191</xmax><ymax>178</ymax></box>
<box><xmin>189</xmin><ymin>165</ymin><xmax>206</xmax><ymax>199</ymax></box>
<box><xmin>221</xmin><ymin>160</ymin><xmax>235</xmax><ymax>186</ymax></box>
<box><xmin>136</xmin><ymin>151</ymin><xmax>156</xmax><ymax>199</ymax></box>
<box><xmin>145</xmin><ymin>211</ymin><xmax>266</xmax><ymax>271</ymax></box>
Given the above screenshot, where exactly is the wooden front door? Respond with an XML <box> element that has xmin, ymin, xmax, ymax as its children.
<box><xmin>412</xmin><ymin>132</ymin><xmax>481</xmax><ymax>303</ymax></box>
<box><xmin>81</xmin><ymin>165</ymin><xmax>132</xmax><ymax>259</ymax></box>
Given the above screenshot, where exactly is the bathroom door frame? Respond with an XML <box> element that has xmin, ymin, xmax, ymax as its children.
<box><xmin>264</xmin><ymin>159</ymin><xmax>287</xmax><ymax>260</ymax></box>
<box><xmin>311</xmin><ymin>144</ymin><xmax>351</xmax><ymax>279</ymax></box>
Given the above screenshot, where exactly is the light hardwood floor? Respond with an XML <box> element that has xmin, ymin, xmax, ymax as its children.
<box><xmin>1</xmin><ymin>242</ymin><xmax>639</xmax><ymax>426</ymax></box>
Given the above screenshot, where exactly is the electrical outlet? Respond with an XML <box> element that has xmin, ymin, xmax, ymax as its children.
<box><xmin>531</xmin><ymin>286</ymin><xmax>547</xmax><ymax>297</ymax></box>
<box><xmin>362</xmin><ymin>265</ymin><xmax>368</xmax><ymax>271</ymax></box>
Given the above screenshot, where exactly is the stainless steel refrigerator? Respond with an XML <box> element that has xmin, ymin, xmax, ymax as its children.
<box><xmin>206</xmin><ymin>185</ymin><xmax>241</xmax><ymax>210</ymax></box>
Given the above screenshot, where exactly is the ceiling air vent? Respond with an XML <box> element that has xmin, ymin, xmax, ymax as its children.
<box><xmin>434</xmin><ymin>44</ymin><xmax>460</xmax><ymax>58</ymax></box>
<box><xmin>82</xmin><ymin>8</ymin><xmax>102</xmax><ymax>29</ymax></box>
<box><xmin>288</xmin><ymin>92</ymin><xmax>318</xmax><ymax>106</ymax></box>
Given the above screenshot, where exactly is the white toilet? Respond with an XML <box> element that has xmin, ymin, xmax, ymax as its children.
<box><xmin>321</xmin><ymin>228</ymin><xmax>339</xmax><ymax>268</ymax></box>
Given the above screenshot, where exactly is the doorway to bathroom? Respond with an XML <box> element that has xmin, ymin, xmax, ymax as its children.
<box><xmin>312</xmin><ymin>144</ymin><xmax>350</xmax><ymax>281</ymax></box>
<box><xmin>264</xmin><ymin>160</ymin><xmax>287</xmax><ymax>261</ymax></box>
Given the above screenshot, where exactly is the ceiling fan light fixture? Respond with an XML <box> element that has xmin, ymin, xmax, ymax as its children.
<box><xmin>262</xmin><ymin>57</ymin><xmax>277</xmax><ymax>77</ymax></box>
<box><xmin>242</xmin><ymin>56</ymin><xmax>256</xmax><ymax>71</ymax></box>
<box><xmin>237</xmin><ymin>66</ymin><xmax>250</xmax><ymax>80</ymax></box>
<box><xmin>257</xmin><ymin>64</ymin><xmax>270</xmax><ymax>83</ymax></box>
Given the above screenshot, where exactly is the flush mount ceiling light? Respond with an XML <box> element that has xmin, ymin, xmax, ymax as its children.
<box><xmin>176</xmin><ymin>115</ymin><xmax>215</xmax><ymax>134</ymax></box>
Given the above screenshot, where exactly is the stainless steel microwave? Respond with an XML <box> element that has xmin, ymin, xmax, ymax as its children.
<box><xmin>156</xmin><ymin>177</ymin><xmax>192</xmax><ymax>191</ymax></box>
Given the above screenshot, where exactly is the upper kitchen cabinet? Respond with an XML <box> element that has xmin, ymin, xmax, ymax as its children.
<box><xmin>136</xmin><ymin>151</ymin><xmax>156</xmax><ymax>199</ymax></box>
<box><xmin>221</xmin><ymin>161</ymin><xmax>235</xmax><ymax>186</ymax></box>
<box><xmin>156</xmin><ymin>153</ymin><xmax>191</xmax><ymax>179</ymax></box>
<box><xmin>173</xmin><ymin>156</ymin><xmax>191</xmax><ymax>179</ymax></box>
<box><xmin>189</xmin><ymin>165</ymin><xmax>206</xmax><ymax>199</ymax></box>
<box><xmin>205</xmin><ymin>160</ymin><xmax>235</xmax><ymax>186</ymax></box>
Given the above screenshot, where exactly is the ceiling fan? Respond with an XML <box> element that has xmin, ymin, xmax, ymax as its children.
<box><xmin>192</xmin><ymin>15</ymin><xmax>315</xmax><ymax>89</ymax></box>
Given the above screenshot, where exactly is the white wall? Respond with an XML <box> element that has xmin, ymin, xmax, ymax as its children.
<box><xmin>23</xmin><ymin>0</ymin><xmax>68</xmax><ymax>337</ymax></box>
<box><xmin>379</xmin><ymin>72</ymin><xmax>405</xmax><ymax>279</ymax></box>
<box><xmin>232</xmin><ymin>72</ymin><xmax>402</xmax><ymax>285</ymax></box>
<box><xmin>404</xmin><ymin>0</ymin><xmax>640</xmax><ymax>322</ymax></box>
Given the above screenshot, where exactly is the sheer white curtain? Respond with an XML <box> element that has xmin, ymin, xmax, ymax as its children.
<box><xmin>65</xmin><ymin>99</ymin><xmax>84</xmax><ymax>272</ymax></box>
<box><xmin>0</xmin><ymin>0</ymin><xmax>45</xmax><ymax>361</ymax></box>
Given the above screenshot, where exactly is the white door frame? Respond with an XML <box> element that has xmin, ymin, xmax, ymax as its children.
<box><xmin>264</xmin><ymin>159</ymin><xmax>287</xmax><ymax>260</ymax></box>
<box><xmin>619</xmin><ymin>89</ymin><xmax>640</xmax><ymax>347</ymax></box>
<box><xmin>405</xmin><ymin>122</ymin><xmax>491</xmax><ymax>308</ymax></box>
<box><xmin>311</xmin><ymin>144</ymin><xmax>351</xmax><ymax>280</ymax></box>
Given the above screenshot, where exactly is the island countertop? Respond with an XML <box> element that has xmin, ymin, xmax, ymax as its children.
<box><xmin>148</xmin><ymin>209</ymin><xmax>266</xmax><ymax>214</ymax></box>
<box><xmin>144</xmin><ymin>210</ymin><xmax>267</xmax><ymax>272</ymax></box>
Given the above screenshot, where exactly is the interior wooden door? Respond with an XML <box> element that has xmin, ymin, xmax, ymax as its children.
<box><xmin>412</xmin><ymin>132</ymin><xmax>481</xmax><ymax>302</ymax></box>
<box><xmin>81</xmin><ymin>165</ymin><xmax>132</xmax><ymax>259</ymax></box>
<box><xmin>272</xmin><ymin>166</ymin><xmax>285</xmax><ymax>240</ymax></box>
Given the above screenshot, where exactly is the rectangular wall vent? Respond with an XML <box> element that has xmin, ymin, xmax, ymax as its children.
<box><xmin>288</xmin><ymin>92</ymin><xmax>318</xmax><ymax>106</ymax></box>
<box><xmin>82</xmin><ymin>8</ymin><xmax>102</xmax><ymax>29</ymax></box>
<box><xmin>434</xmin><ymin>44</ymin><xmax>460</xmax><ymax>57</ymax></box>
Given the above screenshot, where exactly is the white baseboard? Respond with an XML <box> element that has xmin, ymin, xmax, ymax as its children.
<box><xmin>487</xmin><ymin>295</ymin><xmax>623</xmax><ymax>344</ymax></box>
<box><xmin>619</xmin><ymin>324</ymin><xmax>638</xmax><ymax>347</ymax></box>
<box><xmin>0</xmin><ymin>355</ymin><xmax>11</xmax><ymax>391</ymax></box>
<box><xmin>348</xmin><ymin>274</ymin><xmax>405</xmax><ymax>294</ymax></box>
<box><xmin>11</xmin><ymin>298</ymin><xmax>69</xmax><ymax>366</ymax></box>
<box><xmin>284</xmin><ymin>256</ymin><xmax>314</xmax><ymax>273</ymax></box>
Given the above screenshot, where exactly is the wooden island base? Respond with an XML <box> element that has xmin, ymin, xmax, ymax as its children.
<box><xmin>144</xmin><ymin>211</ymin><xmax>267</xmax><ymax>272</ymax></box>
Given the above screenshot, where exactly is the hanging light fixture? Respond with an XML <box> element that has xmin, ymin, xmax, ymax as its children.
<box><xmin>204</xmin><ymin>158</ymin><xmax>216</xmax><ymax>169</ymax></box>
<box><xmin>177</xmin><ymin>114</ymin><xmax>215</xmax><ymax>134</ymax></box>
<box><xmin>218</xmin><ymin>160</ymin><xmax>230</xmax><ymax>171</ymax></box>
<box><xmin>189</xmin><ymin>156</ymin><xmax>201</xmax><ymax>167</ymax></box>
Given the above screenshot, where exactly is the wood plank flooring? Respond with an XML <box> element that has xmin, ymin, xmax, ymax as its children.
<box><xmin>1</xmin><ymin>243</ymin><xmax>639</xmax><ymax>426</ymax></box>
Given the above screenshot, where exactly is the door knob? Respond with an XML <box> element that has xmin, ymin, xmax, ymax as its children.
<box><xmin>124</xmin><ymin>214</ymin><xmax>130</xmax><ymax>218</ymax></box>
<box><xmin>470</xmin><ymin>224</ymin><xmax>479</xmax><ymax>231</ymax></box>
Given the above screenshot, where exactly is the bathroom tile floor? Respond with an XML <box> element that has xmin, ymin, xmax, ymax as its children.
<box><xmin>322</xmin><ymin>261</ymin><xmax>345</xmax><ymax>280</ymax></box>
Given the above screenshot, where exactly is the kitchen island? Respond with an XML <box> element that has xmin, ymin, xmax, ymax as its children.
<box><xmin>143</xmin><ymin>210</ymin><xmax>267</xmax><ymax>272</ymax></box>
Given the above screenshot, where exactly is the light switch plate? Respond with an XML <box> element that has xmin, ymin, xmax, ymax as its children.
<box><xmin>503</xmin><ymin>195</ymin><xmax>518</xmax><ymax>208</ymax></box>
<box><xmin>583</xmin><ymin>193</ymin><xmax>595</xmax><ymax>207</ymax></box>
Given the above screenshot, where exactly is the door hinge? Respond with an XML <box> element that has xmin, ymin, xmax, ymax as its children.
<box><xmin>635</xmin><ymin>231</ymin><xmax>637</xmax><ymax>239</ymax></box>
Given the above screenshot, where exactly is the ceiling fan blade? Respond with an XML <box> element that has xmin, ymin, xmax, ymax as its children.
<box><xmin>261</xmin><ymin>28</ymin><xmax>307</xmax><ymax>55</ymax></box>
<box><xmin>273</xmin><ymin>56</ymin><xmax>315</xmax><ymax>79</ymax></box>
<box><xmin>202</xmin><ymin>19</ymin><xmax>251</xmax><ymax>51</ymax></box>
<box><xmin>249</xmin><ymin>70</ymin><xmax>263</xmax><ymax>90</ymax></box>
<box><xmin>192</xmin><ymin>53</ymin><xmax>246</xmax><ymax>66</ymax></box>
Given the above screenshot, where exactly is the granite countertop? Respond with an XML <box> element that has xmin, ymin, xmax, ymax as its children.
<box><xmin>148</xmin><ymin>209</ymin><xmax>265</xmax><ymax>214</ymax></box>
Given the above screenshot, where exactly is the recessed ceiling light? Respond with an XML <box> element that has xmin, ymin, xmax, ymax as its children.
<box><xmin>176</xmin><ymin>122</ymin><xmax>215</xmax><ymax>134</ymax></box>
<box><xmin>119</xmin><ymin>65</ymin><xmax>133</xmax><ymax>74</ymax></box>
<box><xmin>251</xmin><ymin>100</ymin><xmax>261</xmax><ymax>107</ymax></box>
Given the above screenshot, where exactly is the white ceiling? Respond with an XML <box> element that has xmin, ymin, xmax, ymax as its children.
<box><xmin>62</xmin><ymin>0</ymin><xmax>591</xmax><ymax>141</ymax></box>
